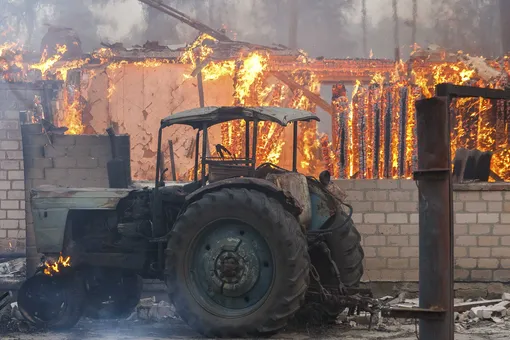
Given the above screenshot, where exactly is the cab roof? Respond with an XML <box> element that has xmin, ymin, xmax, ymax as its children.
<box><xmin>160</xmin><ymin>106</ymin><xmax>320</xmax><ymax>129</ymax></box>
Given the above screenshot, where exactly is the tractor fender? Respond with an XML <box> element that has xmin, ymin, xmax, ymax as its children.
<box><xmin>184</xmin><ymin>178</ymin><xmax>302</xmax><ymax>216</ymax></box>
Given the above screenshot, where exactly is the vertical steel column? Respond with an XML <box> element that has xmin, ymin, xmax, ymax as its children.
<box><xmin>414</xmin><ymin>97</ymin><xmax>454</xmax><ymax>340</ymax></box>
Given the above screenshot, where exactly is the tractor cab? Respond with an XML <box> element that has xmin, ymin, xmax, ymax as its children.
<box><xmin>155</xmin><ymin>106</ymin><xmax>320</xmax><ymax>188</ymax></box>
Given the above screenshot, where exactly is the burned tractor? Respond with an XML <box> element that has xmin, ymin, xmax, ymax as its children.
<box><xmin>18</xmin><ymin>107</ymin><xmax>365</xmax><ymax>337</ymax></box>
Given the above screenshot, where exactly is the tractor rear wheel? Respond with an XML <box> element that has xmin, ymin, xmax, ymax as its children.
<box><xmin>165</xmin><ymin>188</ymin><xmax>310</xmax><ymax>338</ymax></box>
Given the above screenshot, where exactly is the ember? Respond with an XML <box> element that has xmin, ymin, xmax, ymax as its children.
<box><xmin>43</xmin><ymin>254</ymin><xmax>71</xmax><ymax>276</ymax></box>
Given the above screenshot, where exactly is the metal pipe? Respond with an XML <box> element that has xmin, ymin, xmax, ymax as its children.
<box><xmin>252</xmin><ymin>119</ymin><xmax>258</xmax><ymax>166</ymax></box>
<box><xmin>245</xmin><ymin>120</ymin><xmax>250</xmax><ymax>161</ymax></box>
<box><xmin>201</xmin><ymin>123</ymin><xmax>208</xmax><ymax>186</ymax></box>
<box><xmin>154</xmin><ymin>126</ymin><xmax>163</xmax><ymax>189</ymax></box>
<box><xmin>398</xmin><ymin>86</ymin><xmax>408</xmax><ymax>177</ymax></box>
<box><xmin>414</xmin><ymin>97</ymin><xmax>454</xmax><ymax>340</ymax></box>
<box><xmin>197</xmin><ymin>70</ymin><xmax>205</xmax><ymax>108</ymax></box>
<box><xmin>384</xmin><ymin>87</ymin><xmax>392</xmax><ymax>178</ymax></box>
<box><xmin>168</xmin><ymin>140</ymin><xmax>176</xmax><ymax>181</ymax></box>
<box><xmin>194</xmin><ymin>130</ymin><xmax>200</xmax><ymax>182</ymax></box>
<box><xmin>292</xmin><ymin>122</ymin><xmax>298</xmax><ymax>172</ymax></box>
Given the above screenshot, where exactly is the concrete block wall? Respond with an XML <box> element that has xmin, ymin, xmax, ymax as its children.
<box><xmin>335</xmin><ymin>179</ymin><xmax>510</xmax><ymax>283</ymax></box>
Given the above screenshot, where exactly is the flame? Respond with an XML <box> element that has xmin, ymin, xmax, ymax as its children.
<box><xmin>43</xmin><ymin>254</ymin><xmax>71</xmax><ymax>276</ymax></box>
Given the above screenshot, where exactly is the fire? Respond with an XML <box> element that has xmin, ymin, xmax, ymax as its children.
<box><xmin>43</xmin><ymin>254</ymin><xmax>71</xmax><ymax>276</ymax></box>
<box><xmin>30</xmin><ymin>44</ymin><xmax>67</xmax><ymax>76</ymax></box>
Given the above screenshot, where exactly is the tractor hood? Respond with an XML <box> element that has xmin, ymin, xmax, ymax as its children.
<box><xmin>30</xmin><ymin>185</ymin><xmax>134</xmax><ymax>210</ymax></box>
<box><xmin>30</xmin><ymin>185</ymin><xmax>135</xmax><ymax>254</ymax></box>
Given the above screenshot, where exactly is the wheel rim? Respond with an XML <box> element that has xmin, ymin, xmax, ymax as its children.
<box><xmin>185</xmin><ymin>219</ymin><xmax>274</xmax><ymax>317</ymax></box>
<box><xmin>18</xmin><ymin>274</ymin><xmax>69</xmax><ymax>324</ymax></box>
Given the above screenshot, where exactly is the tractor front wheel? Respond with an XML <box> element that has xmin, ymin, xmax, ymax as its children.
<box><xmin>17</xmin><ymin>272</ymin><xmax>85</xmax><ymax>330</ymax></box>
<box><xmin>165</xmin><ymin>188</ymin><xmax>310</xmax><ymax>338</ymax></box>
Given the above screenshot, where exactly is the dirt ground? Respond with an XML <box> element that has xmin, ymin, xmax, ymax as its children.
<box><xmin>3</xmin><ymin>318</ymin><xmax>510</xmax><ymax>340</ymax></box>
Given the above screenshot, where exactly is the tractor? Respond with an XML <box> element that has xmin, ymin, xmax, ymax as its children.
<box><xmin>18</xmin><ymin>106</ymin><xmax>365</xmax><ymax>337</ymax></box>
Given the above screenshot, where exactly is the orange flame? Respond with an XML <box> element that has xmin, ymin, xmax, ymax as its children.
<box><xmin>43</xmin><ymin>254</ymin><xmax>71</xmax><ymax>276</ymax></box>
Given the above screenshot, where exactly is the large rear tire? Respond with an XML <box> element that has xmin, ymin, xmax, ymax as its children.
<box><xmin>165</xmin><ymin>188</ymin><xmax>310</xmax><ymax>338</ymax></box>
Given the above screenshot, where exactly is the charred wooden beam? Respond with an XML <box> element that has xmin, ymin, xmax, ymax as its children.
<box><xmin>138</xmin><ymin>0</ymin><xmax>231</xmax><ymax>42</ymax></box>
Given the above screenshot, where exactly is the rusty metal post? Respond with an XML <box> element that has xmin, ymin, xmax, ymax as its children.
<box><xmin>414</xmin><ymin>97</ymin><xmax>454</xmax><ymax>340</ymax></box>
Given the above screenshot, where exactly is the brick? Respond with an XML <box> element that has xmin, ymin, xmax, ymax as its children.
<box><xmin>363</xmin><ymin>247</ymin><xmax>377</xmax><ymax>257</ymax></box>
<box><xmin>455</xmin><ymin>213</ymin><xmax>477</xmax><ymax>224</ymax></box>
<box><xmin>365</xmin><ymin>190</ymin><xmax>387</xmax><ymax>201</ymax></box>
<box><xmin>365</xmin><ymin>258</ymin><xmax>387</xmax><ymax>269</ymax></box>
<box><xmin>7</xmin><ymin>191</ymin><xmax>24</xmax><ymax>200</ymax></box>
<box><xmin>388</xmin><ymin>258</ymin><xmax>408</xmax><ymax>269</ymax></box>
<box><xmin>386</xmin><ymin>213</ymin><xmax>408</xmax><ymax>224</ymax></box>
<box><xmin>52</xmin><ymin>135</ymin><xmax>76</xmax><ymax>146</ymax></box>
<box><xmin>0</xmin><ymin>121</ymin><xmax>18</xmax><ymax>130</ymax></box>
<box><xmin>75</xmin><ymin>135</ymin><xmax>110</xmax><ymax>146</ymax></box>
<box><xmin>455</xmin><ymin>247</ymin><xmax>468</xmax><ymax>257</ymax></box>
<box><xmin>345</xmin><ymin>190</ymin><xmax>364</xmax><ymax>201</ymax></box>
<box><xmin>352</xmin><ymin>202</ymin><xmax>372</xmax><ymax>212</ymax></box>
<box><xmin>7</xmin><ymin>229</ymin><xmax>22</xmax><ymax>238</ymax></box>
<box><xmin>7</xmin><ymin>130</ymin><xmax>21</xmax><ymax>140</ymax></box>
<box><xmin>400</xmin><ymin>224</ymin><xmax>418</xmax><ymax>235</ymax></box>
<box><xmin>396</xmin><ymin>202</ymin><xmax>418</xmax><ymax>212</ymax></box>
<box><xmin>0</xmin><ymin>201</ymin><xmax>18</xmax><ymax>210</ymax></box>
<box><xmin>364</xmin><ymin>213</ymin><xmax>385</xmax><ymax>224</ymax></box>
<box><xmin>90</xmin><ymin>146</ymin><xmax>111</xmax><ymax>157</ymax></box>
<box><xmin>455</xmin><ymin>269</ymin><xmax>470</xmax><ymax>280</ymax></box>
<box><xmin>504</xmin><ymin>202</ymin><xmax>510</xmax><ymax>212</ymax></box>
<box><xmin>356</xmin><ymin>224</ymin><xmax>377</xmax><ymax>234</ymax></box>
<box><xmin>12</xmin><ymin>181</ymin><xmax>24</xmax><ymax>190</ymax></box>
<box><xmin>400</xmin><ymin>180</ymin><xmax>417</xmax><ymax>190</ymax></box>
<box><xmin>0</xmin><ymin>181</ymin><xmax>10</xmax><ymax>190</ymax></box>
<box><xmin>478</xmin><ymin>236</ymin><xmax>499</xmax><ymax>246</ymax></box>
<box><xmin>0</xmin><ymin>171</ymin><xmax>6</xmax><ymax>180</ymax></box>
<box><xmin>7</xmin><ymin>170</ymin><xmax>24</xmax><ymax>180</ymax></box>
<box><xmin>6</xmin><ymin>150</ymin><xmax>22</xmax><ymax>160</ymax></box>
<box><xmin>493</xmin><ymin>224</ymin><xmax>510</xmax><ymax>235</ymax></box>
<box><xmin>403</xmin><ymin>270</ymin><xmax>419</xmax><ymax>281</ymax></box>
<box><xmin>387</xmin><ymin>236</ymin><xmax>408</xmax><ymax>246</ymax></box>
<box><xmin>0</xmin><ymin>141</ymin><xmax>18</xmax><ymax>150</ymax></box>
<box><xmin>376</xmin><ymin>180</ymin><xmax>399</xmax><ymax>189</ymax></box>
<box><xmin>410</xmin><ymin>258</ymin><xmax>419</xmax><ymax>269</ymax></box>
<box><xmin>44</xmin><ymin>168</ymin><xmax>69</xmax><ymax>180</ymax></box>
<box><xmin>456</xmin><ymin>236</ymin><xmax>476</xmax><ymax>246</ymax></box>
<box><xmin>456</xmin><ymin>192</ymin><xmax>480</xmax><ymax>201</ymax></box>
<box><xmin>482</xmin><ymin>191</ymin><xmax>503</xmax><ymax>201</ymax></box>
<box><xmin>20</xmin><ymin>201</ymin><xmax>24</xmax><ymax>210</ymax></box>
<box><xmin>454</xmin><ymin>202</ymin><xmax>464</xmax><ymax>212</ymax></box>
<box><xmin>380</xmin><ymin>270</ymin><xmax>403</xmax><ymax>281</ymax></box>
<box><xmin>31</xmin><ymin>157</ymin><xmax>53</xmax><ymax>168</ymax></box>
<box><xmin>43</xmin><ymin>145</ymin><xmax>70</xmax><ymax>158</ymax></box>
<box><xmin>400</xmin><ymin>247</ymin><xmax>419</xmax><ymax>257</ymax></box>
<box><xmin>7</xmin><ymin>210</ymin><xmax>25</xmax><ymax>219</ymax></box>
<box><xmin>23</xmin><ymin>145</ymin><xmax>44</xmax><ymax>158</ymax></box>
<box><xmin>471</xmin><ymin>270</ymin><xmax>493</xmax><ymax>281</ymax></box>
<box><xmin>409</xmin><ymin>213</ymin><xmax>418</xmax><ymax>224</ymax></box>
<box><xmin>500</xmin><ymin>259</ymin><xmax>510</xmax><ymax>268</ymax></box>
<box><xmin>494</xmin><ymin>270</ymin><xmax>510</xmax><ymax>281</ymax></box>
<box><xmin>469</xmin><ymin>224</ymin><xmax>491</xmax><ymax>235</ymax></box>
<box><xmin>352</xmin><ymin>213</ymin><xmax>363</xmax><ymax>224</ymax></box>
<box><xmin>53</xmin><ymin>157</ymin><xmax>77</xmax><ymax>168</ymax></box>
<box><xmin>0</xmin><ymin>230</ymin><xmax>6</xmax><ymax>238</ymax></box>
<box><xmin>478</xmin><ymin>259</ymin><xmax>500</xmax><ymax>269</ymax></box>
<box><xmin>0</xmin><ymin>220</ymin><xmax>18</xmax><ymax>229</ymax></box>
<box><xmin>470</xmin><ymin>247</ymin><xmax>491</xmax><ymax>258</ymax></box>
<box><xmin>377</xmin><ymin>247</ymin><xmax>399</xmax><ymax>257</ymax></box>
<box><xmin>363</xmin><ymin>270</ymin><xmax>382</xmax><ymax>281</ymax></box>
<box><xmin>501</xmin><ymin>213</ymin><xmax>510</xmax><ymax>224</ymax></box>
<box><xmin>455</xmin><ymin>224</ymin><xmax>468</xmax><ymax>236</ymax></box>
<box><xmin>478</xmin><ymin>213</ymin><xmax>499</xmax><ymax>223</ymax></box>
<box><xmin>0</xmin><ymin>160</ymin><xmax>19</xmax><ymax>170</ymax></box>
<box><xmin>501</xmin><ymin>236</ymin><xmax>510</xmax><ymax>246</ymax></box>
<box><xmin>456</xmin><ymin>258</ymin><xmax>477</xmax><ymax>269</ymax></box>
<box><xmin>489</xmin><ymin>202</ymin><xmax>503</xmax><ymax>212</ymax></box>
<box><xmin>354</xmin><ymin>180</ymin><xmax>377</xmax><ymax>189</ymax></box>
<box><xmin>0</xmin><ymin>191</ymin><xmax>6</xmax><ymax>200</ymax></box>
<box><xmin>364</xmin><ymin>235</ymin><xmax>386</xmax><ymax>246</ymax></box>
<box><xmin>373</xmin><ymin>201</ymin><xmax>395</xmax><ymax>212</ymax></box>
<box><xmin>492</xmin><ymin>247</ymin><xmax>510</xmax><ymax>258</ymax></box>
<box><xmin>465</xmin><ymin>202</ymin><xmax>487</xmax><ymax>212</ymax></box>
<box><xmin>388</xmin><ymin>190</ymin><xmax>411</xmax><ymax>201</ymax></box>
<box><xmin>410</xmin><ymin>235</ymin><xmax>419</xmax><ymax>246</ymax></box>
<box><xmin>378</xmin><ymin>225</ymin><xmax>399</xmax><ymax>235</ymax></box>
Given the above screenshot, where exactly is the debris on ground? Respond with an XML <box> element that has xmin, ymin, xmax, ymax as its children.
<box><xmin>0</xmin><ymin>258</ymin><xmax>25</xmax><ymax>277</ymax></box>
<box><xmin>130</xmin><ymin>297</ymin><xmax>178</xmax><ymax>322</ymax></box>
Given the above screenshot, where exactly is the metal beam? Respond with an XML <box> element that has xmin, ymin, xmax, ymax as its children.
<box><xmin>413</xmin><ymin>97</ymin><xmax>454</xmax><ymax>340</ymax></box>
